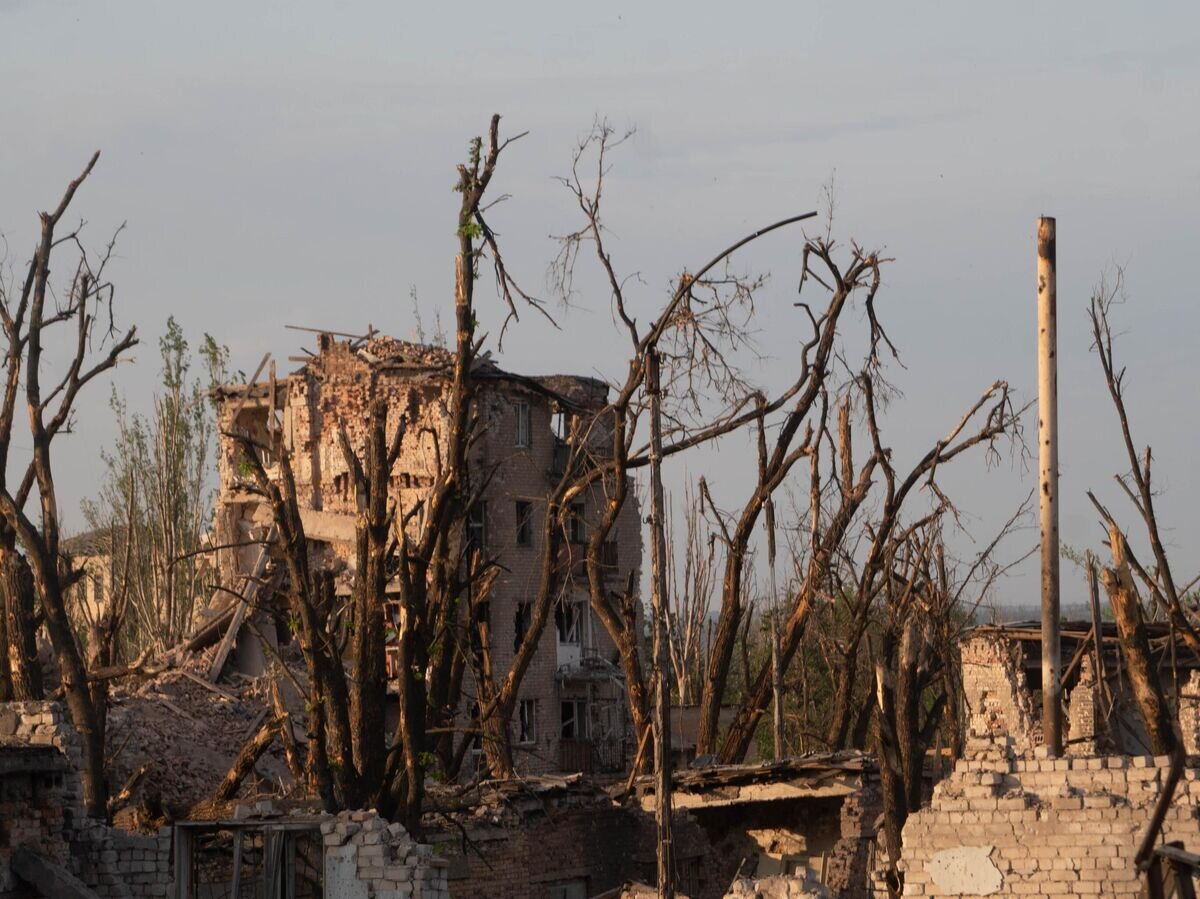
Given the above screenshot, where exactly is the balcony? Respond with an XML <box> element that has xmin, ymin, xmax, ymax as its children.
<box><xmin>559</xmin><ymin>736</ymin><xmax>625</xmax><ymax>774</ymax></box>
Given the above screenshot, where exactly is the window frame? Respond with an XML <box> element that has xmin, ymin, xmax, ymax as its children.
<box><xmin>514</xmin><ymin>401</ymin><xmax>532</xmax><ymax>448</ymax></box>
<box><xmin>466</xmin><ymin>501</ymin><xmax>488</xmax><ymax>551</ymax></box>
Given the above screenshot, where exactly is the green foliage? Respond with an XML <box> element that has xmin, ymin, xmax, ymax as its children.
<box><xmin>79</xmin><ymin>318</ymin><xmax>228</xmax><ymax>655</ymax></box>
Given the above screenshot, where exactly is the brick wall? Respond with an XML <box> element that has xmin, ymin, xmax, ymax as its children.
<box><xmin>0</xmin><ymin>701</ymin><xmax>173</xmax><ymax>898</ymax></box>
<box><xmin>960</xmin><ymin>634</ymin><xmax>1038</xmax><ymax>754</ymax></box>
<box><xmin>322</xmin><ymin>810</ymin><xmax>449</xmax><ymax>899</ymax></box>
<box><xmin>898</xmin><ymin>737</ymin><xmax>1200</xmax><ymax>897</ymax></box>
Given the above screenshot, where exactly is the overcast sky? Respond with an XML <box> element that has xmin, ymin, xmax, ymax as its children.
<box><xmin>2</xmin><ymin>1</ymin><xmax>1199</xmax><ymax>611</ymax></box>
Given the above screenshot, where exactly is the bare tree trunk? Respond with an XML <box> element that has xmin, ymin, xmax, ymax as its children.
<box><xmin>211</xmin><ymin>718</ymin><xmax>281</xmax><ymax>802</ymax></box>
<box><xmin>0</xmin><ymin>539</ymin><xmax>41</xmax><ymax>700</ymax></box>
<box><xmin>873</xmin><ymin>635</ymin><xmax>905</xmax><ymax>899</ymax></box>
<box><xmin>1102</xmin><ymin>527</ymin><xmax>1177</xmax><ymax>756</ymax></box>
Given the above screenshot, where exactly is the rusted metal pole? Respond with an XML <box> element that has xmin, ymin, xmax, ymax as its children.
<box><xmin>1038</xmin><ymin>216</ymin><xmax>1063</xmax><ymax>756</ymax></box>
<box><xmin>647</xmin><ymin>350</ymin><xmax>674</xmax><ymax>899</ymax></box>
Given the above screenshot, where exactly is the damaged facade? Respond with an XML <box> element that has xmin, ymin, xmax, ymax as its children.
<box><xmin>210</xmin><ymin>334</ymin><xmax>642</xmax><ymax>776</ymax></box>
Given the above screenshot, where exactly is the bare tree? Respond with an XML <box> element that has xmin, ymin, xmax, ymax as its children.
<box><xmin>666</xmin><ymin>487</ymin><xmax>715</xmax><ymax>706</ymax></box>
<box><xmin>1085</xmin><ymin>276</ymin><xmax>1194</xmax><ymax>754</ymax></box>
<box><xmin>550</xmin><ymin>121</ymin><xmax>821</xmax><ymax>760</ymax></box>
<box><xmin>0</xmin><ymin>153</ymin><xmax>138</xmax><ymax>816</ymax></box>
<box><xmin>1086</xmin><ymin>273</ymin><xmax>1200</xmax><ymax>655</ymax></box>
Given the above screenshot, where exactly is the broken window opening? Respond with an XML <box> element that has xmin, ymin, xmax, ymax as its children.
<box><xmin>333</xmin><ymin>472</ymin><xmax>351</xmax><ymax>503</ymax></box>
<box><xmin>552</xmin><ymin>410</ymin><xmax>569</xmax><ymax>441</ymax></box>
<box><xmin>515</xmin><ymin>401</ymin><xmax>531</xmax><ymax>448</ymax></box>
<box><xmin>556</xmin><ymin>599</ymin><xmax>585</xmax><ymax>646</ymax></box>
<box><xmin>546</xmin><ymin>878</ymin><xmax>589</xmax><ymax>899</ymax></box>
<box><xmin>515</xmin><ymin>500</ymin><xmax>533</xmax><ymax>547</ymax></box>
<box><xmin>514</xmin><ymin>602</ymin><xmax>531</xmax><ymax>653</ymax></box>
<box><xmin>518</xmin><ymin>699</ymin><xmax>537</xmax><ymax>744</ymax></box>
<box><xmin>561</xmin><ymin>698</ymin><xmax>588</xmax><ymax>739</ymax></box>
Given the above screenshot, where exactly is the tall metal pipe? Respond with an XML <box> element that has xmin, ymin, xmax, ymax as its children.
<box><xmin>1037</xmin><ymin>216</ymin><xmax>1063</xmax><ymax>756</ymax></box>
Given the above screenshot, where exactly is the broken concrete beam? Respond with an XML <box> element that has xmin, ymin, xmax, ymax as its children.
<box><xmin>13</xmin><ymin>847</ymin><xmax>105</xmax><ymax>899</ymax></box>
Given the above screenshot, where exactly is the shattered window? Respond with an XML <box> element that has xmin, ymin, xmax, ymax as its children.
<box><xmin>518</xmin><ymin>699</ymin><xmax>537</xmax><ymax>744</ymax></box>
<box><xmin>515</xmin><ymin>500</ymin><xmax>532</xmax><ymax>546</ymax></box>
<box><xmin>561</xmin><ymin>698</ymin><xmax>588</xmax><ymax>739</ymax></box>
<box><xmin>515</xmin><ymin>401</ymin><xmax>531</xmax><ymax>448</ymax></box>
<box><xmin>568</xmin><ymin>502</ymin><xmax>586</xmax><ymax>544</ymax></box>
<box><xmin>556</xmin><ymin>599</ymin><xmax>583</xmax><ymax>645</ymax></box>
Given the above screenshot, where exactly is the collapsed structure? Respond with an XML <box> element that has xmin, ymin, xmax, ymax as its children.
<box><xmin>0</xmin><ymin>696</ymin><xmax>882</xmax><ymax>898</ymax></box>
<box><xmin>960</xmin><ymin>621</ymin><xmax>1200</xmax><ymax>756</ymax></box>
<box><xmin>209</xmin><ymin>334</ymin><xmax>643</xmax><ymax>776</ymax></box>
<box><xmin>893</xmin><ymin>623</ymin><xmax>1200</xmax><ymax>897</ymax></box>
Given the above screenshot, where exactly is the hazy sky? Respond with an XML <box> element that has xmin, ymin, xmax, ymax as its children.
<box><xmin>2</xmin><ymin>2</ymin><xmax>1199</xmax><ymax>611</ymax></box>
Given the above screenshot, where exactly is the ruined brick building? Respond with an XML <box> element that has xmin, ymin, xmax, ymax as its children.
<box><xmin>211</xmin><ymin>333</ymin><xmax>643</xmax><ymax>776</ymax></box>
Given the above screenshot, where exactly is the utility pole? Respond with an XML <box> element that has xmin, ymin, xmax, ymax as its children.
<box><xmin>1037</xmin><ymin>215</ymin><xmax>1063</xmax><ymax>756</ymax></box>
<box><xmin>766</xmin><ymin>496</ymin><xmax>784</xmax><ymax>760</ymax></box>
<box><xmin>647</xmin><ymin>349</ymin><xmax>674</xmax><ymax>899</ymax></box>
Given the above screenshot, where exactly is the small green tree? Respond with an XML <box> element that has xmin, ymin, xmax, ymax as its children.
<box><xmin>80</xmin><ymin>317</ymin><xmax>227</xmax><ymax>654</ymax></box>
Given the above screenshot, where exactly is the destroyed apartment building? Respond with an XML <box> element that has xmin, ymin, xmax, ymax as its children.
<box><xmin>209</xmin><ymin>332</ymin><xmax>643</xmax><ymax>777</ymax></box>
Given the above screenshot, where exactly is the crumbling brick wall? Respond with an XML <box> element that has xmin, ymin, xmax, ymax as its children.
<box><xmin>0</xmin><ymin>701</ymin><xmax>174</xmax><ymax>898</ymax></box>
<box><xmin>322</xmin><ymin>810</ymin><xmax>448</xmax><ymax>899</ymax></box>
<box><xmin>823</xmin><ymin>784</ymin><xmax>882</xmax><ymax>899</ymax></box>
<box><xmin>1066</xmin><ymin>655</ymin><xmax>1100</xmax><ymax>756</ymax></box>
<box><xmin>1180</xmin><ymin>670</ymin><xmax>1200</xmax><ymax>756</ymax></box>
<box><xmin>898</xmin><ymin>737</ymin><xmax>1200</xmax><ymax>897</ymax></box>
<box><xmin>960</xmin><ymin>634</ymin><xmax>1039</xmax><ymax>754</ymax></box>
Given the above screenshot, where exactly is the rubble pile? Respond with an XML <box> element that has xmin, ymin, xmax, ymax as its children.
<box><xmin>724</xmin><ymin>872</ymin><xmax>832</xmax><ymax>899</ymax></box>
<box><xmin>422</xmin><ymin>772</ymin><xmax>615</xmax><ymax>830</ymax></box>
<box><xmin>106</xmin><ymin>658</ymin><xmax>292</xmax><ymax>816</ymax></box>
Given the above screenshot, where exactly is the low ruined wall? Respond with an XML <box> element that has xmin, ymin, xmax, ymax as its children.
<box><xmin>322</xmin><ymin>810</ymin><xmax>448</xmax><ymax>899</ymax></box>
<box><xmin>0</xmin><ymin>701</ymin><xmax>174</xmax><ymax>898</ymax></box>
<box><xmin>898</xmin><ymin>738</ymin><xmax>1200</xmax><ymax>897</ymax></box>
<box><xmin>74</xmin><ymin>820</ymin><xmax>172</xmax><ymax>899</ymax></box>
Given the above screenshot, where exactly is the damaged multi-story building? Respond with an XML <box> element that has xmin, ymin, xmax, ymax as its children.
<box><xmin>210</xmin><ymin>333</ymin><xmax>643</xmax><ymax>776</ymax></box>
